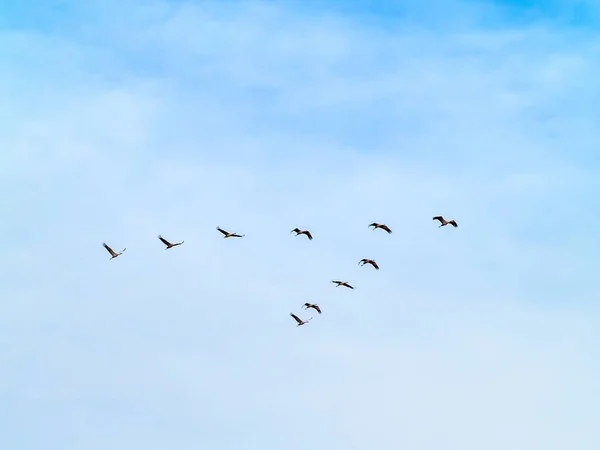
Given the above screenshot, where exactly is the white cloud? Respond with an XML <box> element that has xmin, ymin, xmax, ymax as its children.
<box><xmin>1</xmin><ymin>1</ymin><xmax>599</xmax><ymax>449</ymax></box>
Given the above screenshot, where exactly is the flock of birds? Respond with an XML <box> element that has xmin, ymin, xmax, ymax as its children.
<box><xmin>102</xmin><ymin>217</ymin><xmax>458</xmax><ymax>327</ymax></box>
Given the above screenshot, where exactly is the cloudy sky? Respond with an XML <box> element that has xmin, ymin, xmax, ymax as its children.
<box><xmin>1</xmin><ymin>0</ymin><xmax>600</xmax><ymax>449</ymax></box>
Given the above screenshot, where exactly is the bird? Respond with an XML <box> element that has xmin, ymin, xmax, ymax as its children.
<box><xmin>433</xmin><ymin>216</ymin><xmax>458</xmax><ymax>228</ymax></box>
<box><xmin>291</xmin><ymin>228</ymin><xmax>312</xmax><ymax>240</ymax></box>
<box><xmin>359</xmin><ymin>258</ymin><xmax>379</xmax><ymax>270</ymax></box>
<box><xmin>303</xmin><ymin>303</ymin><xmax>322</xmax><ymax>314</ymax></box>
<box><xmin>332</xmin><ymin>280</ymin><xmax>354</xmax><ymax>289</ymax></box>
<box><xmin>290</xmin><ymin>312</ymin><xmax>312</xmax><ymax>326</ymax></box>
<box><xmin>217</xmin><ymin>226</ymin><xmax>245</xmax><ymax>238</ymax></box>
<box><xmin>102</xmin><ymin>242</ymin><xmax>126</xmax><ymax>260</ymax></box>
<box><xmin>158</xmin><ymin>235</ymin><xmax>184</xmax><ymax>249</ymax></box>
<box><xmin>368</xmin><ymin>222</ymin><xmax>392</xmax><ymax>233</ymax></box>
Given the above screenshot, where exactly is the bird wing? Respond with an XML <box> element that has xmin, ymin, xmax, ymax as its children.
<box><xmin>371</xmin><ymin>261</ymin><xmax>380</xmax><ymax>269</ymax></box>
<box><xmin>381</xmin><ymin>224</ymin><xmax>392</xmax><ymax>233</ymax></box>
<box><xmin>313</xmin><ymin>305</ymin><xmax>322</xmax><ymax>314</ymax></box>
<box><xmin>345</xmin><ymin>283</ymin><xmax>354</xmax><ymax>289</ymax></box>
<box><xmin>291</xmin><ymin>228</ymin><xmax>299</xmax><ymax>233</ymax></box>
<box><xmin>158</xmin><ymin>235</ymin><xmax>172</xmax><ymax>246</ymax></box>
<box><xmin>305</xmin><ymin>231</ymin><xmax>313</xmax><ymax>240</ymax></box>
<box><xmin>332</xmin><ymin>280</ymin><xmax>341</xmax><ymax>284</ymax></box>
<box><xmin>368</xmin><ymin>222</ymin><xmax>379</xmax><ymax>228</ymax></box>
<box><xmin>103</xmin><ymin>243</ymin><xmax>117</xmax><ymax>257</ymax></box>
<box><xmin>216</xmin><ymin>227</ymin><xmax>229</xmax><ymax>236</ymax></box>
<box><xmin>449</xmin><ymin>220</ymin><xmax>458</xmax><ymax>227</ymax></box>
<box><xmin>433</xmin><ymin>216</ymin><xmax>444</xmax><ymax>223</ymax></box>
<box><xmin>290</xmin><ymin>313</ymin><xmax>302</xmax><ymax>324</ymax></box>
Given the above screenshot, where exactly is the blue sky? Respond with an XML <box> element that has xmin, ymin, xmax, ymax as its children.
<box><xmin>1</xmin><ymin>0</ymin><xmax>599</xmax><ymax>449</ymax></box>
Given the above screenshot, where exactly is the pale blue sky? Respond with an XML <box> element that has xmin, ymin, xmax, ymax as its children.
<box><xmin>1</xmin><ymin>1</ymin><xmax>599</xmax><ymax>449</ymax></box>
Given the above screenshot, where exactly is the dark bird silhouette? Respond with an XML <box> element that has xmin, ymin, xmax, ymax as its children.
<box><xmin>102</xmin><ymin>242</ymin><xmax>125</xmax><ymax>260</ymax></box>
<box><xmin>433</xmin><ymin>216</ymin><xmax>458</xmax><ymax>228</ymax></box>
<box><xmin>369</xmin><ymin>222</ymin><xmax>392</xmax><ymax>233</ymax></box>
<box><xmin>303</xmin><ymin>303</ymin><xmax>322</xmax><ymax>314</ymax></box>
<box><xmin>332</xmin><ymin>280</ymin><xmax>354</xmax><ymax>289</ymax></box>
<box><xmin>217</xmin><ymin>226</ymin><xmax>245</xmax><ymax>238</ymax></box>
<box><xmin>359</xmin><ymin>258</ymin><xmax>379</xmax><ymax>270</ymax></box>
<box><xmin>290</xmin><ymin>312</ymin><xmax>312</xmax><ymax>326</ymax></box>
<box><xmin>158</xmin><ymin>235</ymin><xmax>184</xmax><ymax>249</ymax></box>
<box><xmin>291</xmin><ymin>228</ymin><xmax>313</xmax><ymax>240</ymax></box>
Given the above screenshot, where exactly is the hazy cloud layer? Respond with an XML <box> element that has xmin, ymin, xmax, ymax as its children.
<box><xmin>1</xmin><ymin>1</ymin><xmax>599</xmax><ymax>449</ymax></box>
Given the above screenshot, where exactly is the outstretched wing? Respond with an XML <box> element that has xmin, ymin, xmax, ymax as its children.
<box><xmin>216</xmin><ymin>227</ymin><xmax>229</xmax><ymax>236</ymax></box>
<box><xmin>433</xmin><ymin>216</ymin><xmax>444</xmax><ymax>223</ymax></box>
<box><xmin>344</xmin><ymin>283</ymin><xmax>354</xmax><ymax>289</ymax></box>
<box><xmin>371</xmin><ymin>261</ymin><xmax>380</xmax><ymax>270</ymax></box>
<box><xmin>305</xmin><ymin>231</ymin><xmax>313</xmax><ymax>240</ymax></box>
<box><xmin>291</xmin><ymin>228</ymin><xmax>300</xmax><ymax>234</ymax></box>
<box><xmin>158</xmin><ymin>235</ymin><xmax>172</xmax><ymax>246</ymax></box>
<box><xmin>449</xmin><ymin>220</ymin><xmax>458</xmax><ymax>227</ymax></box>
<box><xmin>381</xmin><ymin>224</ymin><xmax>392</xmax><ymax>233</ymax></box>
<box><xmin>312</xmin><ymin>304</ymin><xmax>322</xmax><ymax>314</ymax></box>
<box><xmin>290</xmin><ymin>313</ymin><xmax>302</xmax><ymax>324</ymax></box>
<box><xmin>102</xmin><ymin>242</ymin><xmax>117</xmax><ymax>257</ymax></box>
<box><xmin>369</xmin><ymin>222</ymin><xmax>379</xmax><ymax>228</ymax></box>
<box><xmin>332</xmin><ymin>280</ymin><xmax>342</xmax><ymax>284</ymax></box>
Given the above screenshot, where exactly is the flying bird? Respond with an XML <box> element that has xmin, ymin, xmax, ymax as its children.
<box><xmin>291</xmin><ymin>228</ymin><xmax>313</xmax><ymax>240</ymax></box>
<box><xmin>332</xmin><ymin>280</ymin><xmax>354</xmax><ymax>289</ymax></box>
<box><xmin>433</xmin><ymin>216</ymin><xmax>458</xmax><ymax>228</ymax></box>
<box><xmin>217</xmin><ymin>226</ymin><xmax>245</xmax><ymax>238</ymax></box>
<box><xmin>102</xmin><ymin>242</ymin><xmax>125</xmax><ymax>260</ymax></box>
<box><xmin>290</xmin><ymin>312</ymin><xmax>312</xmax><ymax>326</ymax></box>
<box><xmin>369</xmin><ymin>222</ymin><xmax>392</xmax><ymax>233</ymax></box>
<box><xmin>303</xmin><ymin>303</ymin><xmax>322</xmax><ymax>314</ymax></box>
<box><xmin>359</xmin><ymin>258</ymin><xmax>379</xmax><ymax>270</ymax></box>
<box><xmin>158</xmin><ymin>235</ymin><xmax>184</xmax><ymax>249</ymax></box>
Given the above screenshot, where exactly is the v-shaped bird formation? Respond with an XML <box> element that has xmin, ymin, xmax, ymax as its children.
<box><xmin>102</xmin><ymin>216</ymin><xmax>457</xmax><ymax>327</ymax></box>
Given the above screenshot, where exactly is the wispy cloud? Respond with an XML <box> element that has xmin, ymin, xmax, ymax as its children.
<box><xmin>1</xmin><ymin>1</ymin><xmax>599</xmax><ymax>449</ymax></box>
